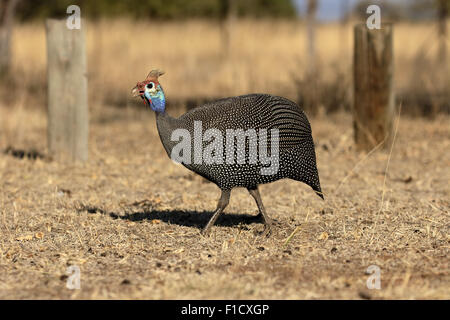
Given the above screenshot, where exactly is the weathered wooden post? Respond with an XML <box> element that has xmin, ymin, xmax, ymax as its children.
<box><xmin>219</xmin><ymin>0</ymin><xmax>236</xmax><ymax>57</ymax></box>
<box><xmin>306</xmin><ymin>0</ymin><xmax>318</xmax><ymax>74</ymax></box>
<box><xmin>46</xmin><ymin>19</ymin><xmax>88</xmax><ymax>161</ymax></box>
<box><xmin>0</xmin><ymin>0</ymin><xmax>20</xmax><ymax>76</ymax></box>
<box><xmin>437</xmin><ymin>0</ymin><xmax>448</xmax><ymax>65</ymax></box>
<box><xmin>353</xmin><ymin>23</ymin><xmax>394</xmax><ymax>151</ymax></box>
<box><xmin>303</xmin><ymin>0</ymin><xmax>319</xmax><ymax>115</ymax></box>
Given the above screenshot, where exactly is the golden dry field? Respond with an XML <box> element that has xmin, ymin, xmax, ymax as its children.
<box><xmin>0</xmin><ymin>19</ymin><xmax>449</xmax><ymax>299</ymax></box>
<box><xmin>6</xmin><ymin>19</ymin><xmax>449</xmax><ymax>108</ymax></box>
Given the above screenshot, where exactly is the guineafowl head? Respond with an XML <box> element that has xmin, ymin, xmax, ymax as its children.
<box><xmin>132</xmin><ymin>69</ymin><xmax>165</xmax><ymax>112</ymax></box>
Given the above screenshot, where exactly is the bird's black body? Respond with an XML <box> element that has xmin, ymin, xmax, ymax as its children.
<box><xmin>156</xmin><ymin>94</ymin><xmax>322</xmax><ymax>197</ymax></box>
<box><xmin>134</xmin><ymin>70</ymin><xmax>322</xmax><ymax>235</ymax></box>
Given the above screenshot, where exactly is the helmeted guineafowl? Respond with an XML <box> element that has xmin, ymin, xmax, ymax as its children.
<box><xmin>132</xmin><ymin>70</ymin><xmax>323</xmax><ymax>236</ymax></box>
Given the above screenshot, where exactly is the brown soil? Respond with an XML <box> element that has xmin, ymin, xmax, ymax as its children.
<box><xmin>0</xmin><ymin>107</ymin><xmax>448</xmax><ymax>299</ymax></box>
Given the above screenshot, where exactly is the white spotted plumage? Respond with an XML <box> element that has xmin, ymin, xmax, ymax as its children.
<box><xmin>136</xmin><ymin>70</ymin><xmax>322</xmax><ymax>235</ymax></box>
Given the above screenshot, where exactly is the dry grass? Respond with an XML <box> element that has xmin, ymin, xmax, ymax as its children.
<box><xmin>1</xmin><ymin>18</ymin><xmax>448</xmax><ymax>300</ymax></box>
<box><xmin>0</xmin><ymin>104</ymin><xmax>448</xmax><ymax>299</ymax></box>
<box><xmin>7</xmin><ymin>19</ymin><xmax>449</xmax><ymax>110</ymax></box>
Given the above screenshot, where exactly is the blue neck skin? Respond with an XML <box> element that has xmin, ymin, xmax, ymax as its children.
<box><xmin>145</xmin><ymin>85</ymin><xmax>166</xmax><ymax>113</ymax></box>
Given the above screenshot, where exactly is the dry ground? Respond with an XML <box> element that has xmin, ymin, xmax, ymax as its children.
<box><xmin>0</xmin><ymin>105</ymin><xmax>448</xmax><ymax>299</ymax></box>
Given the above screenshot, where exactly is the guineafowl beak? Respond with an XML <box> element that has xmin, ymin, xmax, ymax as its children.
<box><xmin>131</xmin><ymin>86</ymin><xmax>139</xmax><ymax>97</ymax></box>
<box><xmin>131</xmin><ymin>85</ymin><xmax>152</xmax><ymax>107</ymax></box>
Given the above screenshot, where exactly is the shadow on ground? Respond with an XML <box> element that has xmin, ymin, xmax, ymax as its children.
<box><xmin>4</xmin><ymin>146</ymin><xmax>46</xmax><ymax>160</ymax></box>
<box><xmin>76</xmin><ymin>203</ymin><xmax>264</xmax><ymax>231</ymax></box>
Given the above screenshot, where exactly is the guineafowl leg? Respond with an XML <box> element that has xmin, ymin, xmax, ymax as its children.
<box><xmin>202</xmin><ymin>190</ymin><xmax>231</xmax><ymax>235</ymax></box>
<box><xmin>248</xmin><ymin>187</ymin><xmax>273</xmax><ymax>236</ymax></box>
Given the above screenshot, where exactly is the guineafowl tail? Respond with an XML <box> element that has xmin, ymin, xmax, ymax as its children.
<box><xmin>288</xmin><ymin>140</ymin><xmax>323</xmax><ymax>200</ymax></box>
<box><xmin>303</xmin><ymin>165</ymin><xmax>323</xmax><ymax>200</ymax></box>
<box><xmin>291</xmin><ymin>166</ymin><xmax>324</xmax><ymax>200</ymax></box>
<box><xmin>312</xmin><ymin>183</ymin><xmax>324</xmax><ymax>200</ymax></box>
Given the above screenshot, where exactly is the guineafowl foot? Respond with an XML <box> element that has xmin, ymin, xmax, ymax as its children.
<box><xmin>254</xmin><ymin>214</ymin><xmax>282</xmax><ymax>226</ymax></box>
<box><xmin>270</xmin><ymin>218</ymin><xmax>282</xmax><ymax>226</ymax></box>
<box><xmin>253</xmin><ymin>219</ymin><xmax>273</xmax><ymax>237</ymax></box>
<box><xmin>261</xmin><ymin>222</ymin><xmax>273</xmax><ymax>237</ymax></box>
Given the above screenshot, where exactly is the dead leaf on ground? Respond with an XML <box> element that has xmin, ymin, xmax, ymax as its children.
<box><xmin>35</xmin><ymin>232</ymin><xmax>44</xmax><ymax>239</ymax></box>
<box><xmin>318</xmin><ymin>232</ymin><xmax>329</xmax><ymax>241</ymax></box>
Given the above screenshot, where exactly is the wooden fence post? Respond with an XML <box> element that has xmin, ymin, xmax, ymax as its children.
<box><xmin>0</xmin><ymin>0</ymin><xmax>20</xmax><ymax>76</ymax></box>
<box><xmin>353</xmin><ymin>23</ymin><xmax>394</xmax><ymax>151</ymax></box>
<box><xmin>437</xmin><ymin>0</ymin><xmax>448</xmax><ymax>65</ymax></box>
<box><xmin>46</xmin><ymin>19</ymin><xmax>88</xmax><ymax>161</ymax></box>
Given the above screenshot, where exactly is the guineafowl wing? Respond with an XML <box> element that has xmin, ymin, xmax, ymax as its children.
<box><xmin>178</xmin><ymin>94</ymin><xmax>312</xmax><ymax>154</ymax></box>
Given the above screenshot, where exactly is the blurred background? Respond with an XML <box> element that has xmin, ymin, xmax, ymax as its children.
<box><xmin>0</xmin><ymin>0</ymin><xmax>448</xmax><ymax>117</ymax></box>
<box><xmin>0</xmin><ymin>1</ymin><xmax>448</xmax><ymax>300</ymax></box>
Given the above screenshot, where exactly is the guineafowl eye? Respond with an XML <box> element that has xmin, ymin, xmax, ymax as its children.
<box><xmin>146</xmin><ymin>83</ymin><xmax>154</xmax><ymax>89</ymax></box>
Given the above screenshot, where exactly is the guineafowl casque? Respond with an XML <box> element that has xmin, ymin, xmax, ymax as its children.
<box><xmin>132</xmin><ymin>70</ymin><xmax>323</xmax><ymax>236</ymax></box>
